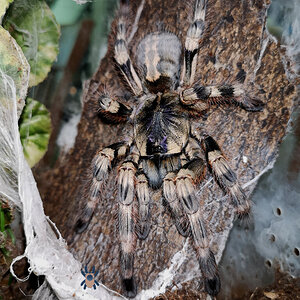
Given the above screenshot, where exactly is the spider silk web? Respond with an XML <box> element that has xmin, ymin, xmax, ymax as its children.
<box><xmin>0</xmin><ymin>70</ymin><xmax>123</xmax><ymax>299</ymax></box>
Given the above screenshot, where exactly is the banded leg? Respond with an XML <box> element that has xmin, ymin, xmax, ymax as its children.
<box><xmin>75</xmin><ymin>142</ymin><xmax>130</xmax><ymax>233</ymax></box>
<box><xmin>175</xmin><ymin>159</ymin><xmax>220</xmax><ymax>296</ymax></box>
<box><xmin>118</xmin><ymin>147</ymin><xmax>139</xmax><ymax>298</ymax></box>
<box><xmin>98</xmin><ymin>93</ymin><xmax>132</xmax><ymax>123</ymax></box>
<box><xmin>180</xmin><ymin>83</ymin><xmax>264</xmax><ymax>112</ymax></box>
<box><xmin>163</xmin><ymin>139</ymin><xmax>205</xmax><ymax>237</ymax></box>
<box><xmin>163</xmin><ymin>172</ymin><xmax>191</xmax><ymax>237</ymax></box>
<box><xmin>201</xmin><ymin>135</ymin><xmax>250</xmax><ymax>217</ymax></box>
<box><xmin>114</xmin><ymin>15</ymin><xmax>143</xmax><ymax>96</ymax></box>
<box><xmin>181</xmin><ymin>0</ymin><xmax>207</xmax><ymax>86</ymax></box>
<box><xmin>136</xmin><ymin>172</ymin><xmax>151</xmax><ymax>239</ymax></box>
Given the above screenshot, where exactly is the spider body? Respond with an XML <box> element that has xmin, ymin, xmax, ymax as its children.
<box><xmin>136</xmin><ymin>94</ymin><xmax>189</xmax><ymax>161</ymax></box>
<box><xmin>76</xmin><ymin>0</ymin><xmax>264</xmax><ymax>298</ymax></box>
<box><xmin>136</xmin><ymin>95</ymin><xmax>189</xmax><ymax>189</ymax></box>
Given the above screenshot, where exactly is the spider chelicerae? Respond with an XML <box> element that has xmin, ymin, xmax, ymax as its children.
<box><xmin>76</xmin><ymin>0</ymin><xmax>264</xmax><ymax>297</ymax></box>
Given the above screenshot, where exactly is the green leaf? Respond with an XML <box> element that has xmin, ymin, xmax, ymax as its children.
<box><xmin>0</xmin><ymin>26</ymin><xmax>30</xmax><ymax>117</ymax></box>
<box><xmin>19</xmin><ymin>98</ymin><xmax>51</xmax><ymax>167</ymax></box>
<box><xmin>0</xmin><ymin>0</ymin><xmax>13</xmax><ymax>21</ymax></box>
<box><xmin>3</xmin><ymin>0</ymin><xmax>60</xmax><ymax>87</ymax></box>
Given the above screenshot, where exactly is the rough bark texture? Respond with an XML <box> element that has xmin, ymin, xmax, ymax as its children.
<box><xmin>35</xmin><ymin>0</ymin><xmax>297</xmax><ymax>298</ymax></box>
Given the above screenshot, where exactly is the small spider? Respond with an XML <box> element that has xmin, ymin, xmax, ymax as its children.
<box><xmin>76</xmin><ymin>0</ymin><xmax>264</xmax><ymax>297</ymax></box>
<box><xmin>81</xmin><ymin>265</ymin><xmax>100</xmax><ymax>290</ymax></box>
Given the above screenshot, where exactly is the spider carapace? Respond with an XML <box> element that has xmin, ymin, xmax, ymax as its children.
<box><xmin>76</xmin><ymin>0</ymin><xmax>264</xmax><ymax>298</ymax></box>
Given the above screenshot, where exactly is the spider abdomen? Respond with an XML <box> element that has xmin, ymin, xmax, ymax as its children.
<box><xmin>136</xmin><ymin>32</ymin><xmax>182</xmax><ymax>93</ymax></box>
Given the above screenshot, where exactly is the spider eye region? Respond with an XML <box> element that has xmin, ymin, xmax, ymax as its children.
<box><xmin>146</xmin><ymin>135</ymin><xmax>168</xmax><ymax>155</ymax></box>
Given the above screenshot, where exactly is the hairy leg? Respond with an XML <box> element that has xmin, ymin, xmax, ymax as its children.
<box><xmin>175</xmin><ymin>158</ymin><xmax>220</xmax><ymax>296</ymax></box>
<box><xmin>75</xmin><ymin>142</ymin><xmax>131</xmax><ymax>233</ymax></box>
<box><xmin>163</xmin><ymin>138</ymin><xmax>220</xmax><ymax>296</ymax></box>
<box><xmin>163</xmin><ymin>171</ymin><xmax>191</xmax><ymax>237</ymax></box>
<box><xmin>118</xmin><ymin>147</ymin><xmax>139</xmax><ymax>298</ymax></box>
<box><xmin>163</xmin><ymin>138</ymin><xmax>205</xmax><ymax>237</ymax></box>
<box><xmin>180</xmin><ymin>83</ymin><xmax>264</xmax><ymax>112</ymax></box>
<box><xmin>114</xmin><ymin>5</ymin><xmax>143</xmax><ymax>96</ymax></box>
<box><xmin>200</xmin><ymin>134</ymin><xmax>250</xmax><ymax>217</ymax></box>
<box><xmin>181</xmin><ymin>0</ymin><xmax>207</xmax><ymax>86</ymax></box>
<box><xmin>135</xmin><ymin>172</ymin><xmax>151</xmax><ymax>239</ymax></box>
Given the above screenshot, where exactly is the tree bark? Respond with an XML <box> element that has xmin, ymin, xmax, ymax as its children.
<box><xmin>35</xmin><ymin>0</ymin><xmax>297</xmax><ymax>298</ymax></box>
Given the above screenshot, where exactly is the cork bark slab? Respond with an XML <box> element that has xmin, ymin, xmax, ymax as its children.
<box><xmin>38</xmin><ymin>0</ymin><xmax>296</xmax><ymax>298</ymax></box>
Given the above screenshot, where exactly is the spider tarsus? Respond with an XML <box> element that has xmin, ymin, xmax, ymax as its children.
<box><xmin>204</xmin><ymin>274</ymin><xmax>221</xmax><ymax>296</ymax></box>
<box><xmin>175</xmin><ymin>218</ymin><xmax>192</xmax><ymax>237</ymax></box>
<box><xmin>236</xmin><ymin>207</ymin><xmax>251</xmax><ymax>221</ymax></box>
<box><xmin>242</xmin><ymin>97</ymin><xmax>265</xmax><ymax>112</ymax></box>
<box><xmin>122</xmin><ymin>277</ymin><xmax>137</xmax><ymax>298</ymax></box>
<box><xmin>198</xmin><ymin>249</ymin><xmax>220</xmax><ymax>295</ymax></box>
<box><xmin>136</xmin><ymin>223</ymin><xmax>151</xmax><ymax>240</ymax></box>
<box><xmin>75</xmin><ymin>218</ymin><xmax>90</xmax><ymax>234</ymax></box>
<box><xmin>237</xmin><ymin>207</ymin><xmax>250</xmax><ymax>217</ymax></box>
<box><xmin>75</xmin><ymin>208</ymin><xmax>94</xmax><ymax>233</ymax></box>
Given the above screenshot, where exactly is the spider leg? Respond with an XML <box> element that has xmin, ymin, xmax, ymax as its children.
<box><xmin>175</xmin><ymin>158</ymin><xmax>220</xmax><ymax>296</ymax></box>
<box><xmin>114</xmin><ymin>10</ymin><xmax>143</xmax><ymax>96</ymax></box>
<box><xmin>135</xmin><ymin>172</ymin><xmax>151</xmax><ymax>240</ymax></box>
<box><xmin>163</xmin><ymin>171</ymin><xmax>191</xmax><ymax>237</ymax></box>
<box><xmin>180</xmin><ymin>83</ymin><xmax>264</xmax><ymax>112</ymax></box>
<box><xmin>118</xmin><ymin>147</ymin><xmax>139</xmax><ymax>298</ymax></box>
<box><xmin>163</xmin><ymin>139</ymin><xmax>204</xmax><ymax>237</ymax></box>
<box><xmin>98</xmin><ymin>93</ymin><xmax>132</xmax><ymax>123</ymax></box>
<box><xmin>181</xmin><ymin>0</ymin><xmax>207</xmax><ymax>86</ymax></box>
<box><xmin>80</xmin><ymin>279</ymin><xmax>85</xmax><ymax>286</ymax></box>
<box><xmin>75</xmin><ymin>141</ymin><xmax>131</xmax><ymax>233</ymax></box>
<box><xmin>201</xmin><ymin>135</ymin><xmax>250</xmax><ymax>217</ymax></box>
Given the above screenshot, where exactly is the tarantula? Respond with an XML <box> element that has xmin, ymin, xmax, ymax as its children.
<box><xmin>76</xmin><ymin>0</ymin><xmax>263</xmax><ymax>297</ymax></box>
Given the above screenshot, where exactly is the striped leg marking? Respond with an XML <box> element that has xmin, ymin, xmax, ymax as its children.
<box><xmin>163</xmin><ymin>172</ymin><xmax>191</xmax><ymax>237</ymax></box>
<box><xmin>98</xmin><ymin>94</ymin><xmax>132</xmax><ymax>123</ymax></box>
<box><xmin>181</xmin><ymin>84</ymin><xmax>264</xmax><ymax>112</ymax></box>
<box><xmin>115</xmin><ymin>19</ymin><xmax>143</xmax><ymax>96</ymax></box>
<box><xmin>118</xmin><ymin>148</ymin><xmax>139</xmax><ymax>298</ymax></box>
<box><xmin>202</xmin><ymin>135</ymin><xmax>250</xmax><ymax>217</ymax></box>
<box><xmin>175</xmin><ymin>159</ymin><xmax>220</xmax><ymax>296</ymax></box>
<box><xmin>181</xmin><ymin>0</ymin><xmax>207</xmax><ymax>86</ymax></box>
<box><xmin>119</xmin><ymin>202</ymin><xmax>137</xmax><ymax>298</ymax></box>
<box><xmin>136</xmin><ymin>173</ymin><xmax>151</xmax><ymax>239</ymax></box>
<box><xmin>75</xmin><ymin>142</ymin><xmax>130</xmax><ymax>233</ymax></box>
